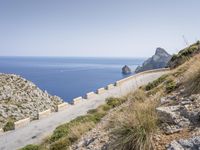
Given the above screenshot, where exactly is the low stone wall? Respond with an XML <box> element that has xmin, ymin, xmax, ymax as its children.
<box><xmin>37</xmin><ymin>109</ymin><xmax>51</xmax><ymax>119</ymax></box>
<box><xmin>14</xmin><ymin>118</ymin><xmax>30</xmax><ymax>129</ymax></box>
<box><xmin>115</xmin><ymin>68</ymin><xmax>170</xmax><ymax>86</ymax></box>
<box><xmin>72</xmin><ymin>97</ymin><xmax>84</xmax><ymax>104</ymax></box>
<box><xmin>56</xmin><ymin>103</ymin><xmax>70</xmax><ymax>112</ymax></box>
<box><xmin>106</xmin><ymin>84</ymin><xmax>115</xmax><ymax>90</ymax></box>
<box><xmin>85</xmin><ymin>92</ymin><xmax>96</xmax><ymax>99</ymax></box>
<box><xmin>96</xmin><ymin>88</ymin><xmax>106</xmax><ymax>94</ymax></box>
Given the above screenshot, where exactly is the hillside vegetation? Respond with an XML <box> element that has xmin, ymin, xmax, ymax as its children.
<box><xmin>168</xmin><ymin>41</ymin><xmax>200</xmax><ymax>68</ymax></box>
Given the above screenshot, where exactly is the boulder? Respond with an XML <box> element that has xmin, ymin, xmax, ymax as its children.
<box><xmin>135</xmin><ymin>48</ymin><xmax>171</xmax><ymax>73</ymax></box>
<box><xmin>122</xmin><ymin>65</ymin><xmax>131</xmax><ymax>75</ymax></box>
<box><xmin>167</xmin><ymin>136</ymin><xmax>200</xmax><ymax>150</ymax></box>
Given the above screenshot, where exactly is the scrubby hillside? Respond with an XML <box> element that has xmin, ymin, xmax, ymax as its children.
<box><xmin>168</xmin><ymin>41</ymin><xmax>200</xmax><ymax>68</ymax></box>
<box><xmin>21</xmin><ymin>43</ymin><xmax>200</xmax><ymax>150</ymax></box>
<box><xmin>0</xmin><ymin>73</ymin><xmax>63</xmax><ymax>130</ymax></box>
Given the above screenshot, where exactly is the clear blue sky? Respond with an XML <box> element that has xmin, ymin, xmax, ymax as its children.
<box><xmin>0</xmin><ymin>0</ymin><xmax>200</xmax><ymax>57</ymax></box>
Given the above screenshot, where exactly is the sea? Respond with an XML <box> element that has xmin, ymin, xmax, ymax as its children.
<box><xmin>0</xmin><ymin>57</ymin><xmax>145</xmax><ymax>102</ymax></box>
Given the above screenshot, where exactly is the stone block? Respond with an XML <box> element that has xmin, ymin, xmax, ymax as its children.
<box><xmin>14</xmin><ymin>117</ymin><xmax>30</xmax><ymax>129</ymax></box>
<box><xmin>38</xmin><ymin>109</ymin><xmax>51</xmax><ymax>119</ymax></box>
<box><xmin>106</xmin><ymin>84</ymin><xmax>115</xmax><ymax>90</ymax></box>
<box><xmin>72</xmin><ymin>97</ymin><xmax>83</xmax><ymax>104</ymax></box>
<box><xmin>85</xmin><ymin>92</ymin><xmax>96</xmax><ymax>99</ymax></box>
<box><xmin>56</xmin><ymin>103</ymin><xmax>69</xmax><ymax>112</ymax></box>
<box><xmin>96</xmin><ymin>88</ymin><xmax>106</xmax><ymax>94</ymax></box>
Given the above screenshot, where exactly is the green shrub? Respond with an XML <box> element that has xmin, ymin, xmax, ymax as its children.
<box><xmin>20</xmin><ymin>144</ymin><xmax>39</xmax><ymax>150</ymax></box>
<box><xmin>3</xmin><ymin>121</ymin><xmax>14</xmax><ymax>131</ymax></box>
<box><xmin>165</xmin><ymin>79</ymin><xmax>177</xmax><ymax>93</ymax></box>
<box><xmin>106</xmin><ymin>97</ymin><xmax>123</xmax><ymax>108</ymax></box>
<box><xmin>145</xmin><ymin>75</ymin><xmax>168</xmax><ymax>91</ymax></box>
<box><xmin>50</xmin><ymin>138</ymin><xmax>70</xmax><ymax>150</ymax></box>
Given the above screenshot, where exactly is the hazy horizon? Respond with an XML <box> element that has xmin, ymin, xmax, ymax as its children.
<box><xmin>1</xmin><ymin>0</ymin><xmax>200</xmax><ymax>57</ymax></box>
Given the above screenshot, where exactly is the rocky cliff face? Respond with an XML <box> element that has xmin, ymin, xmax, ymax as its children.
<box><xmin>0</xmin><ymin>73</ymin><xmax>63</xmax><ymax>128</ymax></box>
<box><xmin>135</xmin><ymin>48</ymin><xmax>171</xmax><ymax>73</ymax></box>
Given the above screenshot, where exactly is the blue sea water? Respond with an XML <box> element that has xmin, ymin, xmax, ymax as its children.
<box><xmin>0</xmin><ymin>57</ymin><xmax>144</xmax><ymax>102</ymax></box>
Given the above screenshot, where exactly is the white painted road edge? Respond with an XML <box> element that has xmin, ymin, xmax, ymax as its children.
<box><xmin>0</xmin><ymin>69</ymin><xmax>169</xmax><ymax>150</ymax></box>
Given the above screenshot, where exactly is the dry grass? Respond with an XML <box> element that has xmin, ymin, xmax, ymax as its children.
<box><xmin>182</xmin><ymin>54</ymin><xmax>200</xmax><ymax>95</ymax></box>
<box><xmin>109</xmin><ymin>90</ymin><xmax>161</xmax><ymax>150</ymax></box>
<box><xmin>68</xmin><ymin>121</ymin><xmax>95</xmax><ymax>142</ymax></box>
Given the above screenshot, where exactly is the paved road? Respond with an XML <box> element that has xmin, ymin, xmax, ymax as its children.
<box><xmin>0</xmin><ymin>70</ymin><xmax>169</xmax><ymax>150</ymax></box>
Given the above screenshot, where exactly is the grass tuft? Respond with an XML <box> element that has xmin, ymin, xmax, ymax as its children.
<box><xmin>109</xmin><ymin>92</ymin><xmax>159</xmax><ymax>150</ymax></box>
<box><xmin>20</xmin><ymin>144</ymin><xmax>40</xmax><ymax>150</ymax></box>
<box><xmin>183</xmin><ymin>54</ymin><xmax>200</xmax><ymax>95</ymax></box>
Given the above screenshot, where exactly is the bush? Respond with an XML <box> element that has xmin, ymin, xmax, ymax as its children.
<box><xmin>3</xmin><ymin>121</ymin><xmax>14</xmax><ymax>131</ymax></box>
<box><xmin>106</xmin><ymin>97</ymin><xmax>123</xmax><ymax>108</ymax></box>
<box><xmin>165</xmin><ymin>79</ymin><xmax>176</xmax><ymax>93</ymax></box>
<box><xmin>20</xmin><ymin>144</ymin><xmax>39</xmax><ymax>150</ymax></box>
<box><xmin>50</xmin><ymin>138</ymin><xmax>70</xmax><ymax>150</ymax></box>
<box><xmin>145</xmin><ymin>75</ymin><xmax>168</xmax><ymax>91</ymax></box>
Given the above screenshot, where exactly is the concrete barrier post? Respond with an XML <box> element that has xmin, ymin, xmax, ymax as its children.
<box><xmin>115</xmin><ymin>80</ymin><xmax>122</xmax><ymax>86</ymax></box>
<box><xmin>56</xmin><ymin>103</ymin><xmax>70</xmax><ymax>112</ymax></box>
<box><xmin>37</xmin><ymin>109</ymin><xmax>51</xmax><ymax>119</ymax></box>
<box><xmin>72</xmin><ymin>97</ymin><xmax>83</xmax><ymax>104</ymax></box>
<box><xmin>106</xmin><ymin>84</ymin><xmax>115</xmax><ymax>90</ymax></box>
<box><xmin>14</xmin><ymin>118</ymin><xmax>30</xmax><ymax>129</ymax></box>
<box><xmin>96</xmin><ymin>88</ymin><xmax>106</xmax><ymax>94</ymax></box>
<box><xmin>85</xmin><ymin>92</ymin><xmax>96</xmax><ymax>99</ymax></box>
<box><xmin>0</xmin><ymin>128</ymin><xmax>3</xmax><ymax>134</ymax></box>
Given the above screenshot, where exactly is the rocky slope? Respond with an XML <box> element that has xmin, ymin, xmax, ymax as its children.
<box><xmin>135</xmin><ymin>48</ymin><xmax>171</xmax><ymax>73</ymax></box>
<box><xmin>0</xmin><ymin>73</ymin><xmax>63</xmax><ymax>128</ymax></box>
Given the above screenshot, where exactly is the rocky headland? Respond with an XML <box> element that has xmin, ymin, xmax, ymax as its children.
<box><xmin>0</xmin><ymin>73</ymin><xmax>63</xmax><ymax>129</ymax></box>
<box><xmin>135</xmin><ymin>47</ymin><xmax>172</xmax><ymax>73</ymax></box>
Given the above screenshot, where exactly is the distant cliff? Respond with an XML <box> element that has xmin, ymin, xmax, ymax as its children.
<box><xmin>135</xmin><ymin>48</ymin><xmax>171</xmax><ymax>73</ymax></box>
<box><xmin>0</xmin><ymin>73</ymin><xmax>63</xmax><ymax>129</ymax></box>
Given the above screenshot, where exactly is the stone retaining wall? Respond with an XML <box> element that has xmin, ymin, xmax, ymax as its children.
<box><xmin>14</xmin><ymin>118</ymin><xmax>30</xmax><ymax>129</ymax></box>
<box><xmin>56</xmin><ymin>103</ymin><xmax>69</xmax><ymax>112</ymax></box>
<box><xmin>37</xmin><ymin>109</ymin><xmax>51</xmax><ymax>119</ymax></box>
<box><xmin>96</xmin><ymin>88</ymin><xmax>106</xmax><ymax>94</ymax></box>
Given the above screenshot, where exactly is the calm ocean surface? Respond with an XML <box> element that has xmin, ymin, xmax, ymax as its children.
<box><xmin>0</xmin><ymin>57</ymin><xmax>144</xmax><ymax>102</ymax></box>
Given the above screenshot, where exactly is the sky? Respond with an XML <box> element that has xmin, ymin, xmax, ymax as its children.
<box><xmin>0</xmin><ymin>0</ymin><xmax>200</xmax><ymax>57</ymax></box>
